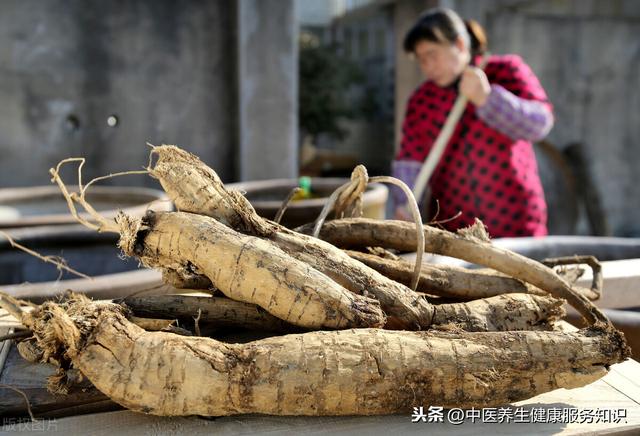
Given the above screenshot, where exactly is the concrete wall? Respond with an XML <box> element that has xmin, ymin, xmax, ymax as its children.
<box><xmin>238</xmin><ymin>0</ymin><xmax>298</xmax><ymax>181</ymax></box>
<box><xmin>0</xmin><ymin>0</ymin><xmax>238</xmax><ymax>187</ymax></box>
<box><xmin>0</xmin><ymin>0</ymin><xmax>298</xmax><ymax>188</ymax></box>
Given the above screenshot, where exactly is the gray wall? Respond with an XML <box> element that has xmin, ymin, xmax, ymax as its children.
<box><xmin>0</xmin><ymin>0</ymin><xmax>298</xmax><ymax>188</ymax></box>
<box><xmin>238</xmin><ymin>0</ymin><xmax>298</xmax><ymax>181</ymax></box>
<box><xmin>450</xmin><ymin>0</ymin><xmax>640</xmax><ymax>236</ymax></box>
<box><xmin>0</xmin><ymin>0</ymin><xmax>238</xmax><ymax>187</ymax></box>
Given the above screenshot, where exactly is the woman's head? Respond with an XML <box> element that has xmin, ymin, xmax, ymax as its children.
<box><xmin>404</xmin><ymin>8</ymin><xmax>487</xmax><ymax>87</ymax></box>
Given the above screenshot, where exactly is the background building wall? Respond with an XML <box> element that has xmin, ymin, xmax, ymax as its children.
<box><xmin>238</xmin><ymin>0</ymin><xmax>298</xmax><ymax>181</ymax></box>
<box><xmin>0</xmin><ymin>0</ymin><xmax>238</xmax><ymax>187</ymax></box>
<box><xmin>0</xmin><ymin>0</ymin><xmax>298</xmax><ymax>187</ymax></box>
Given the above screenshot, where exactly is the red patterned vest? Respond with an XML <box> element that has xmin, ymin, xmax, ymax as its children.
<box><xmin>397</xmin><ymin>54</ymin><xmax>549</xmax><ymax>237</ymax></box>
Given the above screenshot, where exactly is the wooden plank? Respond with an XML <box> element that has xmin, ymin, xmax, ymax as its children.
<box><xmin>601</xmin><ymin>359</ymin><xmax>640</xmax><ymax>404</ymax></box>
<box><xmin>4</xmin><ymin>369</ymin><xmax>639</xmax><ymax>436</ymax></box>
<box><xmin>0</xmin><ymin>342</ymin><xmax>116</xmax><ymax>418</ymax></box>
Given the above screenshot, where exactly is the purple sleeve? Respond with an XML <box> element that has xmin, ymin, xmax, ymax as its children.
<box><xmin>391</xmin><ymin>160</ymin><xmax>423</xmax><ymax>207</ymax></box>
<box><xmin>476</xmin><ymin>84</ymin><xmax>554</xmax><ymax>141</ymax></box>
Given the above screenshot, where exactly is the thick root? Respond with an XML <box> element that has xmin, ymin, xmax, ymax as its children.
<box><xmin>17</xmin><ymin>296</ymin><xmax>630</xmax><ymax>416</ymax></box>
<box><xmin>347</xmin><ymin>250</ymin><xmax>544</xmax><ymax>300</ymax></box>
<box><xmin>431</xmin><ymin>293</ymin><xmax>565</xmax><ymax>332</ymax></box>
<box><xmin>297</xmin><ymin>218</ymin><xmax>606</xmax><ymax>326</ymax></box>
<box><xmin>148</xmin><ymin>145</ymin><xmax>275</xmax><ymax>236</ymax></box>
<box><xmin>122</xmin><ymin>294</ymin><xmax>297</xmax><ymax>333</ymax></box>
<box><xmin>116</xmin><ymin>211</ymin><xmax>385</xmax><ymax>330</ymax></box>
<box><xmin>124</xmin><ymin>292</ymin><xmax>560</xmax><ymax>334</ymax></box>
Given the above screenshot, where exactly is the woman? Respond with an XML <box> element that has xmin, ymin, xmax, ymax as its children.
<box><xmin>392</xmin><ymin>7</ymin><xmax>552</xmax><ymax>237</ymax></box>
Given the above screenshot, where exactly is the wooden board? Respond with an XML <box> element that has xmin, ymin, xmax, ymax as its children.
<box><xmin>0</xmin><ymin>343</ymin><xmax>118</xmax><ymax>418</ymax></box>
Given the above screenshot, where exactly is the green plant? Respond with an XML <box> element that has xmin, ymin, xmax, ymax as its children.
<box><xmin>298</xmin><ymin>35</ymin><xmax>367</xmax><ymax>140</ymax></box>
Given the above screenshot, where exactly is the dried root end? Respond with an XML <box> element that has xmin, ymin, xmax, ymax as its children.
<box><xmin>20</xmin><ymin>294</ymin><xmax>131</xmax><ymax>394</ymax></box>
<box><xmin>16</xmin><ymin>339</ymin><xmax>44</xmax><ymax>363</ymax></box>
<box><xmin>26</xmin><ymin>294</ymin><xmax>127</xmax><ymax>362</ymax></box>
<box><xmin>532</xmin><ymin>295</ymin><xmax>567</xmax><ymax>327</ymax></box>
<box><xmin>586</xmin><ymin>324</ymin><xmax>633</xmax><ymax>364</ymax></box>
<box><xmin>431</xmin><ymin>294</ymin><xmax>566</xmax><ymax>332</ymax></box>
<box><xmin>47</xmin><ymin>368</ymin><xmax>70</xmax><ymax>395</ymax></box>
<box><xmin>115</xmin><ymin>211</ymin><xmax>147</xmax><ymax>257</ymax></box>
<box><xmin>457</xmin><ymin>218</ymin><xmax>491</xmax><ymax>243</ymax></box>
<box><xmin>351</xmin><ymin>299</ymin><xmax>386</xmax><ymax>329</ymax></box>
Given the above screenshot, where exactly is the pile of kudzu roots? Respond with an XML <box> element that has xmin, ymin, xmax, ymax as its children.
<box><xmin>0</xmin><ymin>145</ymin><xmax>630</xmax><ymax>417</ymax></box>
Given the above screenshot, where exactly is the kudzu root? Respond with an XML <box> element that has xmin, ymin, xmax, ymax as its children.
<box><xmin>346</xmin><ymin>249</ymin><xmax>544</xmax><ymax>300</ymax></box>
<box><xmin>430</xmin><ymin>293</ymin><xmax>564</xmax><ymax>331</ymax></box>
<box><xmin>144</xmin><ymin>145</ymin><xmax>561</xmax><ymax>332</ymax></box>
<box><xmin>118</xmin><ymin>210</ymin><xmax>386</xmax><ymax>330</ymax></box>
<box><xmin>297</xmin><ymin>218</ymin><xmax>606</xmax><ymax>326</ymax></box>
<box><xmin>3</xmin><ymin>294</ymin><xmax>629</xmax><ymax>416</ymax></box>
<box><xmin>122</xmin><ymin>294</ymin><xmax>297</xmax><ymax>333</ymax></box>
<box><xmin>49</xmin><ymin>161</ymin><xmax>385</xmax><ymax>330</ymax></box>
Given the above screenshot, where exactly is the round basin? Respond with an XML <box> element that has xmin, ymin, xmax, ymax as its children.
<box><xmin>227</xmin><ymin>178</ymin><xmax>388</xmax><ymax>228</ymax></box>
<box><xmin>0</xmin><ymin>225</ymin><xmax>135</xmax><ymax>285</ymax></box>
<box><xmin>0</xmin><ymin>225</ymin><xmax>166</xmax><ymax>302</ymax></box>
<box><xmin>0</xmin><ymin>185</ymin><xmax>172</xmax><ymax>228</ymax></box>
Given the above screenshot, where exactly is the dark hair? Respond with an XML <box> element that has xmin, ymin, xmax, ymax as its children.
<box><xmin>403</xmin><ymin>7</ymin><xmax>487</xmax><ymax>57</ymax></box>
